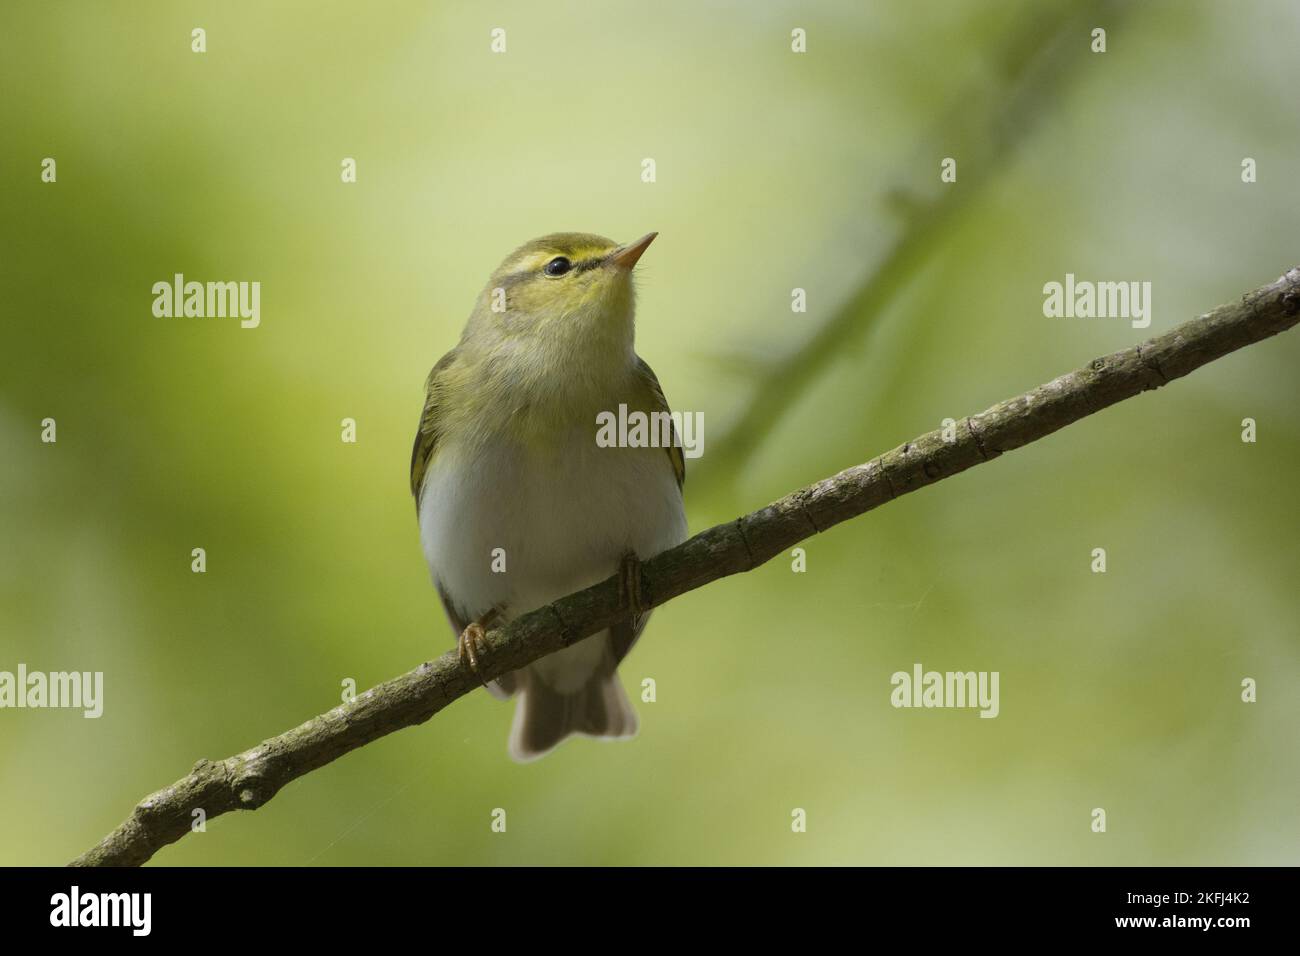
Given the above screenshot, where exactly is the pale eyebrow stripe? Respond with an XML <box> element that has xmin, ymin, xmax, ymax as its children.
<box><xmin>496</xmin><ymin>253</ymin><xmax>608</xmax><ymax>286</ymax></box>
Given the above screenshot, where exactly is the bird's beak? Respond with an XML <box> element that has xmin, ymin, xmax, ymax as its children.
<box><xmin>609</xmin><ymin>232</ymin><xmax>658</xmax><ymax>270</ymax></box>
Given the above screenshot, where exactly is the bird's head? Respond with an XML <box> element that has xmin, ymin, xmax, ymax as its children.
<box><xmin>463</xmin><ymin>231</ymin><xmax>657</xmax><ymax>368</ymax></box>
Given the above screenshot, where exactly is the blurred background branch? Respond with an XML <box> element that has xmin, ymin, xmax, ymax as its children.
<box><xmin>697</xmin><ymin>0</ymin><xmax>1127</xmax><ymax>490</ymax></box>
<box><xmin>72</xmin><ymin>265</ymin><xmax>1300</xmax><ymax>867</ymax></box>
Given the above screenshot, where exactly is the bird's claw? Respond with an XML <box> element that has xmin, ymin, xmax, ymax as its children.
<box><xmin>458</xmin><ymin>607</ymin><xmax>500</xmax><ymax>687</ymax></box>
<box><xmin>458</xmin><ymin>622</ymin><xmax>487</xmax><ymax>674</ymax></box>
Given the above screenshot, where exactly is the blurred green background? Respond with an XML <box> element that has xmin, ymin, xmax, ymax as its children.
<box><xmin>2</xmin><ymin>0</ymin><xmax>1297</xmax><ymax>866</ymax></box>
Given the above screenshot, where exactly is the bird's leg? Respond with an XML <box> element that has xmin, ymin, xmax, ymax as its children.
<box><xmin>618</xmin><ymin>551</ymin><xmax>647</xmax><ymax>622</ymax></box>
<box><xmin>458</xmin><ymin>607</ymin><xmax>500</xmax><ymax>682</ymax></box>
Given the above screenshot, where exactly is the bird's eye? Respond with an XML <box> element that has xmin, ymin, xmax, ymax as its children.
<box><xmin>543</xmin><ymin>256</ymin><xmax>572</xmax><ymax>277</ymax></box>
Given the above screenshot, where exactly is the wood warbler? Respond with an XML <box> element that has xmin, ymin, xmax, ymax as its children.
<box><xmin>411</xmin><ymin>232</ymin><xmax>688</xmax><ymax>761</ymax></box>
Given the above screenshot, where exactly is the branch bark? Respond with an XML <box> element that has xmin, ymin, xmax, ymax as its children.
<box><xmin>72</xmin><ymin>266</ymin><xmax>1300</xmax><ymax>867</ymax></box>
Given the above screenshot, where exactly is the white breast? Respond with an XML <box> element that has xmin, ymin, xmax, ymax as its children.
<box><xmin>418</xmin><ymin>426</ymin><xmax>687</xmax><ymax>689</ymax></box>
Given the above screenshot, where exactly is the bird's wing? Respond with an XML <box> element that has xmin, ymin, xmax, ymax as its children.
<box><xmin>609</xmin><ymin>357</ymin><xmax>684</xmax><ymax>666</ymax></box>
<box><xmin>434</xmin><ymin>583</ymin><xmax>468</xmax><ymax>637</ymax></box>
<box><xmin>635</xmin><ymin>355</ymin><xmax>685</xmax><ymax>490</ymax></box>
<box><xmin>414</xmin><ymin>348</ymin><xmax>517</xmax><ymax>699</ymax></box>
<box><xmin>410</xmin><ymin>348</ymin><xmax>458</xmax><ymax>510</ymax></box>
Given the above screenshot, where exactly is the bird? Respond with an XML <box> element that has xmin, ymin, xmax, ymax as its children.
<box><xmin>411</xmin><ymin>231</ymin><xmax>688</xmax><ymax>761</ymax></box>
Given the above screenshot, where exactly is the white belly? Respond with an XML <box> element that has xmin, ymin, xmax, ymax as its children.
<box><xmin>418</xmin><ymin>427</ymin><xmax>687</xmax><ymax>691</ymax></box>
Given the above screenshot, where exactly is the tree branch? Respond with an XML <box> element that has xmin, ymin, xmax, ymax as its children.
<box><xmin>72</xmin><ymin>267</ymin><xmax>1300</xmax><ymax>867</ymax></box>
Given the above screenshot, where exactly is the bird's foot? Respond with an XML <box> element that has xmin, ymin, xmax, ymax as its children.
<box><xmin>618</xmin><ymin>551</ymin><xmax>647</xmax><ymax>622</ymax></box>
<box><xmin>458</xmin><ymin>607</ymin><xmax>500</xmax><ymax>684</ymax></box>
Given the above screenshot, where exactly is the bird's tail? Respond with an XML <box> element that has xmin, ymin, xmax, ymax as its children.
<box><xmin>508</xmin><ymin>664</ymin><xmax>638</xmax><ymax>762</ymax></box>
